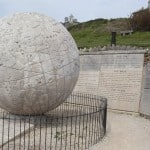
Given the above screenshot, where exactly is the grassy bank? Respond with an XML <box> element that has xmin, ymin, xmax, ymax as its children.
<box><xmin>68</xmin><ymin>18</ymin><xmax>150</xmax><ymax>48</ymax></box>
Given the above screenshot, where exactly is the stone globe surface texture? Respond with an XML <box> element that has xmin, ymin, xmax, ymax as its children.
<box><xmin>0</xmin><ymin>13</ymin><xmax>80</xmax><ymax>115</ymax></box>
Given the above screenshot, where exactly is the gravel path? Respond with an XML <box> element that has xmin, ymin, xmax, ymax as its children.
<box><xmin>90</xmin><ymin>111</ymin><xmax>150</xmax><ymax>150</ymax></box>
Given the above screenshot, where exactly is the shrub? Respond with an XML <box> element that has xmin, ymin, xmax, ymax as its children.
<box><xmin>130</xmin><ymin>9</ymin><xmax>150</xmax><ymax>31</ymax></box>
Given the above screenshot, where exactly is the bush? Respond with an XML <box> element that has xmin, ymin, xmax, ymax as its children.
<box><xmin>130</xmin><ymin>9</ymin><xmax>150</xmax><ymax>31</ymax></box>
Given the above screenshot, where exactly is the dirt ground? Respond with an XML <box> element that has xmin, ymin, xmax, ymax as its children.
<box><xmin>90</xmin><ymin>111</ymin><xmax>150</xmax><ymax>150</ymax></box>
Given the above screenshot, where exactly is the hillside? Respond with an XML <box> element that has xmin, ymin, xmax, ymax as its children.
<box><xmin>68</xmin><ymin>18</ymin><xmax>150</xmax><ymax>48</ymax></box>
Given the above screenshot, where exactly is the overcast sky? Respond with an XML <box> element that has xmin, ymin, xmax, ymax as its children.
<box><xmin>0</xmin><ymin>0</ymin><xmax>149</xmax><ymax>22</ymax></box>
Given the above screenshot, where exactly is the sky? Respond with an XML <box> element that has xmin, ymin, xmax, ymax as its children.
<box><xmin>0</xmin><ymin>0</ymin><xmax>149</xmax><ymax>22</ymax></box>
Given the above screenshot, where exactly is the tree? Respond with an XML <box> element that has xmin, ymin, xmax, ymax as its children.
<box><xmin>130</xmin><ymin>9</ymin><xmax>150</xmax><ymax>31</ymax></box>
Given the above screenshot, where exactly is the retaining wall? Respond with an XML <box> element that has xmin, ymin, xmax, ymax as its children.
<box><xmin>140</xmin><ymin>62</ymin><xmax>150</xmax><ymax>116</ymax></box>
<box><xmin>74</xmin><ymin>47</ymin><xmax>150</xmax><ymax>115</ymax></box>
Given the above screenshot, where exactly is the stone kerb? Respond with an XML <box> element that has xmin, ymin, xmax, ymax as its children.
<box><xmin>74</xmin><ymin>46</ymin><xmax>147</xmax><ymax>113</ymax></box>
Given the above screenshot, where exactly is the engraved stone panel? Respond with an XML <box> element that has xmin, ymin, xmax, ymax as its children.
<box><xmin>74</xmin><ymin>53</ymin><xmax>144</xmax><ymax>112</ymax></box>
<box><xmin>98</xmin><ymin>68</ymin><xmax>143</xmax><ymax>112</ymax></box>
<box><xmin>75</xmin><ymin>55</ymin><xmax>100</xmax><ymax>95</ymax></box>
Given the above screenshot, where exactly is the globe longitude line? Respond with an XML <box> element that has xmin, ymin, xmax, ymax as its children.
<box><xmin>37</xmin><ymin>49</ymin><xmax>51</xmax><ymax>113</ymax></box>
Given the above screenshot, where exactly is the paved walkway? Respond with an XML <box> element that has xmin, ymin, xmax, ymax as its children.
<box><xmin>90</xmin><ymin>111</ymin><xmax>150</xmax><ymax>150</ymax></box>
<box><xmin>0</xmin><ymin>115</ymin><xmax>34</xmax><ymax>148</ymax></box>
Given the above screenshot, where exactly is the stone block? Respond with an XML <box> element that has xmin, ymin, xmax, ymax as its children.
<box><xmin>0</xmin><ymin>13</ymin><xmax>80</xmax><ymax>115</ymax></box>
<box><xmin>74</xmin><ymin>52</ymin><xmax>144</xmax><ymax>112</ymax></box>
<box><xmin>140</xmin><ymin>89</ymin><xmax>150</xmax><ymax>116</ymax></box>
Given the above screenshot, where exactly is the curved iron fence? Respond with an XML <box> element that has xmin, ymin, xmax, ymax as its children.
<box><xmin>0</xmin><ymin>92</ymin><xmax>107</xmax><ymax>150</ymax></box>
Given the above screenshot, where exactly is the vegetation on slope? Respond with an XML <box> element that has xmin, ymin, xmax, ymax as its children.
<box><xmin>68</xmin><ymin>18</ymin><xmax>150</xmax><ymax>48</ymax></box>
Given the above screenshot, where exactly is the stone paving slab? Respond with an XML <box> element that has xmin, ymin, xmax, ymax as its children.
<box><xmin>0</xmin><ymin>117</ymin><xmax>34</xmax><ymax>147</ymax></box>
<box><xmin>90</xmin><ymin>111</ymin><xmax>150</xmax><ymax>150</ymax></box>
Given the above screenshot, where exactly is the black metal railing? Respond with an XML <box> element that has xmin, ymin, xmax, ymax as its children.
<box><xmin>0</xmin><ymin>92</ymin><xmax>107</xmax><ymax>150</ymax></box>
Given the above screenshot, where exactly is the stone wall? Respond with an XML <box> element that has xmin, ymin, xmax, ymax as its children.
<box><xmin>74</xmin><ymin>46</ymin><xmax>149</xmax><ymax>113</ymax></box>
<box><xmin>140</xmin><ymin>53</ymin><xmax>150</xmax><ymax>116</ymax></box>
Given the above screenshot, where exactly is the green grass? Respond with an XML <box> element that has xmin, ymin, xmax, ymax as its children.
<box><xmin>69</xmin><ymin>26</ymin><xmax>110</xmax><ymax>48</ymax></box>
<box><xmin>68</xmin><ymin>19</ymin><xmax>150</xmax><ymax>48</ymax></box>
<box><xmin>117</xmin><ymin>32</ymin><xmax>150</xmax><ymax>48</ymax></box>
<box><xmin>70</xmin><ymin>31</ymin><xmax>110</xmax><ymax>48</ymax></box>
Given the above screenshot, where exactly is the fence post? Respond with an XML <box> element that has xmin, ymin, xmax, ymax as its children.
<box><xmin>111</xmin><ymin>31</ymin><xmax>116</xmax><ymax>46</ymax></box>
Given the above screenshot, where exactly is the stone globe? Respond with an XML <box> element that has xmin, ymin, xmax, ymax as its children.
<box><xmin>0</xmin><ymin>12</ymin><xmax>80</xmax><ymax>115</ymax></box>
